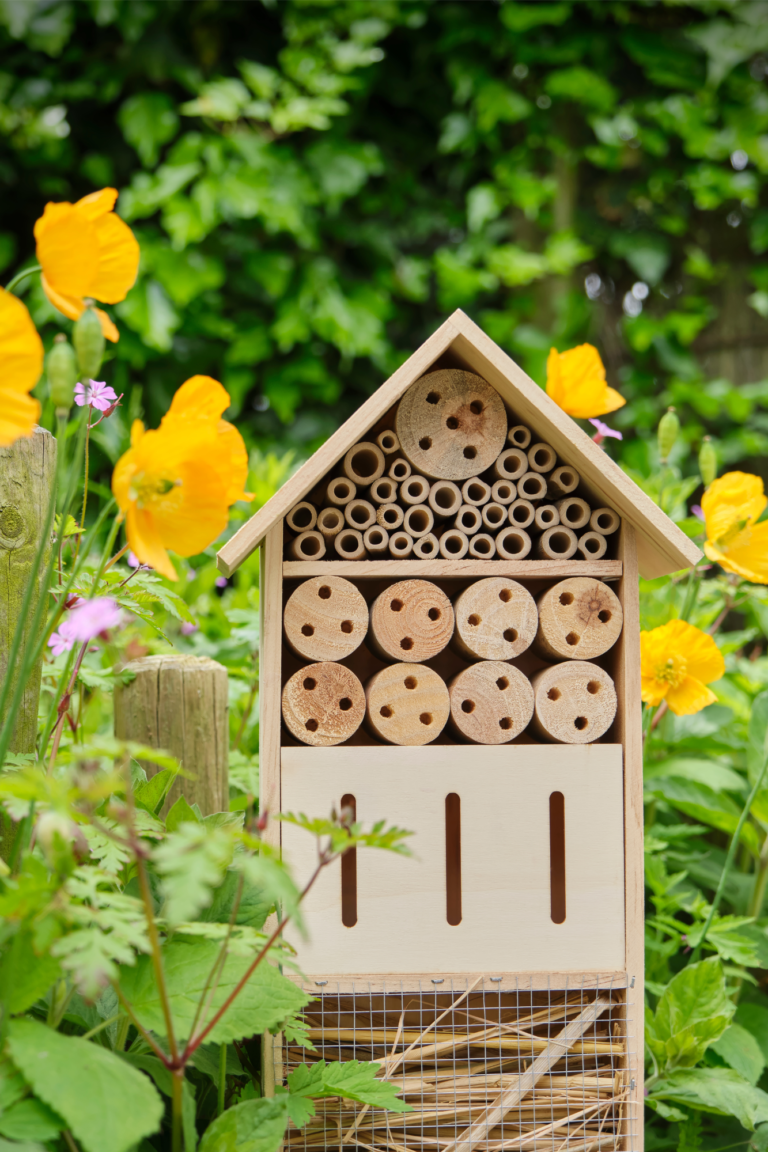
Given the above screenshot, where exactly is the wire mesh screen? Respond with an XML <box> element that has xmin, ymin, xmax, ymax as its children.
<box><xmin>283</xmin><ymin>978</ymin><xmax>636</xmax><ymax>1152</ymax></box>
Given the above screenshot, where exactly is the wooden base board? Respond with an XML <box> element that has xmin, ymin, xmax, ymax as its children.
<box><xmin>286</xmin><ymin>970</ymin><xmax>630</xmax><ymax>993</ymax></box>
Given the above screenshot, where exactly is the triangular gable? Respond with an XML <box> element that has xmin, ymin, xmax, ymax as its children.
<box><xmin>217</xmin><ymin>309</ymin><xmax>702</xmax><ymax>579</ymax></box>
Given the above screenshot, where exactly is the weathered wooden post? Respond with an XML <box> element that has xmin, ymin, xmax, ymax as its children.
<box><xmin>114</xmin><ymin>654</ymin><xmax>229</xmax><ymax>815</ymax></box>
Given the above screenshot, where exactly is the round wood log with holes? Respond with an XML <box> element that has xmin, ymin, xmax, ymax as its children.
<box><xmin>364</xmin><ymin>525</ymin><xmax>389</xmax><ymax>556</ymax></box>
<box><xmin>527</xmin><ymin>443</ymin><xmax>557</xmax><ymax>474</ymax></box>
<box><xmin>403</xmin><ymin>504</ymin><xmax>434</xmax><ymax>538</ymax></box>
<box><xmin>395</xmin><ymin>369</ymin><xmax>508</xmax><ymax>480</ymax></box>
<box><xmin>376</xmin><ymin>429</ymin><xmax>399</xmax><ymax>455</ymax></box>
<box><xmin>482</xmin><ymin>502</ymin><xmax>507</xmax><ymax>532</ymax></box>
<box><xmin>547</xmin><ymin>466</ymin><xmax>580</xmax><ymax>499</ymax></box>
<box><xmin>343</xmin><ymin>441</ymin><xmax>385</xmax><ymax>486</ymax></box>
<box><xmin>517</xmin><ymin>472</ymin><xmax>547</xmax><ymax>502</ymax></box>
<box><xmin>492</xmin><ymin>448</ymin><xmax>527</xmax><ymax>482</ymax></box>
<box><xmin>590</xmin><ymin>507</ymin><xmax>621</xmax><ymax>535</ymax></box>
<box><xmin>317</xmin><ymin>506</ymin><xmax>344</xmax><ymax>540</ymax></box>
<box><xmin>428</xmin><ymin>480</ymin><xmax>462</xmax><ymax>519</ymax></box>
<box><xmin>327</xmin><ymin>477</ymin><xmax>357</xmax><ymax>506</ymax></box>
<box><xmin>491</xmin><ymin>479</ymin><xmax>516</xmax><ymax>505</ymax></box>
<box><xmin>454</xmin><ymin>505</ymin><xmax>482</xmax><ymax>535</ymax></box>
<box><xmin>508</xmin><ymin>499</ymin><xmax>535</xmax><ymax>529</ymax></box>
<box><xmin>389</xmin><ymin>531</ymin><xmax>413</xmax><ymax>558</ymax></box>
<box><xmin>344</xmin><ymin>499</ymin><xmax>376</xmax><ymax>532</ymax></box>
<box><xmin>369</xmin><ymin>579</ymin><xmax>454</xmax><ymax>662</ymax></box>
<box><xmin>462</xmin><ymin>477</ymin><xmax>491</xmax><ymax>506</ymax></box>
<box><xmin>449</xmin><ymin>662</ymin><xmax>534</xmax><ymax>744</ymax></box>
<box><xmin>530</xmin><ymin>662</ymin><xmax>617</xmax><ymax>744</ymax></box>
<box><xmin>388</xmin><ymin>457</ymin><xmax>411</xmax><ymax>482</ymax></box>
<box><xmin>284</xmin><ymin>575</ymin><xmax>369</xmax><ymax>661</ymax></box>
<box><xmin>283</xmin><ymin>662</ymin><xmax>366</xmax><ymax>746</ymax></box>
<box><xmin>468</xmin><ymin>532</ymin><xmax>496</xmax><ymax>558</ymax></box>
<box><xmin>536</xmin><ymin>525</ymin><xmax>578</xmax><ymax>560</ymax></box>
<box><xmin>377</xmin><ymin>503</ymin><xmax>404</xmax><ymax>530</ymax></box>
<box><xmin>365</xmin><ymin>663</ymin><xmax>450</xmax><ymax>745</ymax></box>
<box><xmin>452</xmin><ymin>577</ymin><xmax>537</xmax><ymax>661</ymax></box>
<box><xmin>334</xmin><ymin>528</ymin><xmax>366</xmax><ymax>561</ymax></box>
<box><xmin>556</xmin><ymin>497</ymin><xmax>591</xmax><ymax>531</ymax></box>
<box><xmin>439</xmin><ymin>528</ymin><xmax>469</xmax><ymax>559</ymax></box>
<box><xmin>285</xmin><ymin>502</ymin><xmax>317</xmax><ymax>534</ymax></box>
<box><xmin>535</xmin><ymin>504</ymin><xmax>560</xmax><ymax>531</ymax></box>
<box><xmin>577</xmin><ymin>531</ymin><xmax>608</xmax><ymax>560</ymax></box>
<box><xmin>370</xmin><ymin>476</ymin><xmax>397</xmax><ymax>504</ymax></box>
<box><xmin>535</xmin><ymin>577</ymin><xmax>623</xmax><ymax>661</ymax></box>
<box><xmin>288</xmin><ymin>531</ymin><xmax>326</xmax><ymax>561</ymax></box>
<box><xmin>496</xmin><ymin>525</ymin><xmax>531</xmax><ymax>560</ymax></box>
<box><xmin>508</xmin><ymin>425</ymin><xmax>531</xmax><ymax>450</ymax></box>
<box><xmin>399</xmin><ymin>473</ymin><xmax>430</xmax><ymax>505</ymax></box>
<box><xmin>414</xmin><ymin>533</ymin><xmax>439</xmax><ymax>559</ymax></box>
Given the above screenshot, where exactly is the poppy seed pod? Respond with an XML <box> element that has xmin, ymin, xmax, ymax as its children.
<box><xmin>47</xmin><ymin>333</ymin><xmax>78</xmax><ymax>412</ymax></box>
<box><xmin>699</xmin><ymin>437</ymin><xmax>717</xmax><ymax>489</ymax></box>
<box><xmin>73</xmin><ymin>304</ymin><xmax>105</xmax><ymax>381</ymax></box>
<box><xmin>657</xmin><ymin>406</ymin><xmax>679</xmax><ymax>464</ymax></box>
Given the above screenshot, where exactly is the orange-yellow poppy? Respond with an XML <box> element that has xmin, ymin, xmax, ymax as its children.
<box><xmin>112</xmin><ymin>376</ymin><xmax>253</xmax><ymax>581</ymax></box>
<box><xmin>34</xmin><ymin>188</ymin><xmax>139</xmax><ymax>342</ymax></box>
<box><xmin>702</xmin><ymin>471</ymin><xmax>768</xmax><ymax>585</ymax></box>
<box><xmin>0</xmin><ymin>288</ymin><xmax>43</xmax><ymax>446</ymax></box>
<box><xmin>640</xmin><ymin>619</ymin><xmax>724</xmax><ymax>716</ymax></box>
<box><xmin>546</xmin><ymin>344</ymin><xmax>625</xmax><ymax>420</ymax></box>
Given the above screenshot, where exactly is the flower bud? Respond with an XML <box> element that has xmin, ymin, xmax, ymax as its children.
<box><xmin>699</xmin><ymin>437</ymin><xmax>717</xmax><ymax>488</ymax></box>
<box><xmin>657</xmin><ymin>406</ymin><xmax>679</xmax><ymax>463</ymax></box>
<box><xmin>47</xmin><ymin>334</ymin><xmax>77</xmax><ymax>412</ymax></box>
<box><xmin>73</xmin><ymin>304</ymin><xmax>105</xmax><ymax>381</ymax></box>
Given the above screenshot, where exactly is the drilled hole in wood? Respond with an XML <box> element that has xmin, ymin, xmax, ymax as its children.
<box><xmin>419</xmin><ymin>437</ymin><xmax>432</xmax><ymax>450</ymax></box>
<box><xmin>574</xmin><ymin>716</ymin><xmax>588</xmax><ymax>730</ymax></box>
<box><xmin>400</xmin><ymin>637</ymin><xmax>414</xmax><ymax>650</ymax></box>
<box><xmin>499</xmin><ymin>717</ymin><xmax>512</xmax><ymax>730</ymax></box>
<box><xmin>390</xmin><ymin>598</ymin><xmax>403</xmax><ymax>612</ymax></box>
<box><xmin>565</xmin><ymin>631</ymin><xmax>579</xmax><ymax>646</ymax></box>
<box><xmin>498</xmin><ymin>588</ymin><xmax>512</xmax><ymax>603</ymax></box>
<box><xmin>339</xmin><ymin>697</ymin><xmax>352</xmax><ymax>711</ymax></box>
<box><xmin>318</xmin><ymin>585</ymin><xmax>331</xmax><ymax>600</ymax></box>
<box><xmin>305</xmin><ymin>718</ymin><xmax>318</xmax><ymax>732</ymax></box>
<box><xmin>598</xmin><ymin>609</ymin><xmax>612</xmax><ymax>623</ymax></box>
<box><xmin>303</xmin><ymin>677</ymin><xmax>317</xmax><ymax>691</ymax></box>
<box><xmin>496</xmin><ymin>677</ymin><xmax>509</xmax><ymax>690</ymax></box>
<box><xmin>301</xmin><ymin>624</ymin><xmax>314</xmax><ymax>637</ymax></box>
<box><xmin>404</xmin><ymin>676</ymin><xmax>417</xmax><ymax>690</ymax></box>
<box><xmin>503</xmin><ymin>627</ymin><xmax>518</xmax><ymax>642</ymax></box>
<box><xmin>428</xmin><ymin>607</ymin><xmax>441</xmax><ymax>621</ymax></box>
<box><xmin>470</xmin><ymin>400</ymin><xmax>483</xmax><ymax>415</ymax></box>
<box><xmin>587</xmin><ymin>681</ymin><xmax>601</xmax><ymax>695</ymax></box>
<box><xmin>461</xmin><ymin>700</ymin><xmax>475</xmax><ymax>714</ymax></box>
<box><xmin>560</xmin><ymin>591</ymin><xmax>574</xmax><ymax>605</ymax></box>
<box><xmin>463</xmin><ymin>445</ymin><xmax>477</xmax><ymax>459</ymax></box>
<box><xmin>426</xmin><ymin>391</ymin><xmax>441</xmax><ymax>404</ymax></box>
<box><xmin>380</xmin><ymin>705</ymin><xmax>393</xmax><ymax>718</ymax></box>
<box><xmin>548</xmin><ymin>687</ymin><xmax>561</xmax><ymax>701</ymax></box>
<box><xmin>446</xmin><ymin>416</ymin><xmax>459</xmax><ymax>430</ymax></box>
<box><xmin>467</xmin><ymin>614</ymin><xmax>481</xmax><ymax>626</ymax></box>
<box><xmin>340</xmin><ymin>620</ymin><xmax>353</xmax><ymax>634</ymax></box>
<box><xmin>420</xmin><ymin>712</ymin><xmax>432</xmax><ymax>725</ymax></box>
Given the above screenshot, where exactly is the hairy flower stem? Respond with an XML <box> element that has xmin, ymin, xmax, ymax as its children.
<box><xmin>48</xmin><ymin>641</ymin><xmax>89</xmax><ymax>773</ymax></box>
<box><xmin>74</xmin><ymin>411</ymin><xmax>92</xmax><ymax>565</ymax></box>
<box><xmin>135</xmin><ymin>849</ymin><xmax>179</xmax><ymax>1064</ymax></box>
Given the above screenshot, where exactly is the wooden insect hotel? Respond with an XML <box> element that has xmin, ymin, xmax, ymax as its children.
<box><xmin>217</xmin><ymin>310</ymin><xmax>700</xmax><ymax>1152</ymax></box>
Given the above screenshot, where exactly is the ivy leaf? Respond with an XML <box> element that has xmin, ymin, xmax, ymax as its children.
<box><xmin>153</xmin><ymin>823</ymin><xmax>235</xmax><ymax>926</ymax></box>
<box><xmin>7</xmin><ymin>1019</ymin><xmax>164</xmax><ymax>1152</ymax></box>
<box><xmin>199</xmin><ymin>1095</ymin><xmax>289</xmax><ymax>1152</ymax></box>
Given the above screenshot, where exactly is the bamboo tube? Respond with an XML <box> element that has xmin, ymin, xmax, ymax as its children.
<box><xmin>285</xmin><ymin>501</ymin><xmax>317</xmax><ymax>534</ymax></box>
<box><xmin>414</xmin><ymin>533</ymin><xmax>439</xmax><ymax>559</ymax></box>
<box><xmin>535</xmin><ymin>577</ymin><xmax>623</xmax><ymax>660</ymax></box>
<box><xmin>364</xmin><ymin>525</ymin><xmax>389</xmax><ymax>556</ymax></box>
<box><xmin>404</xmin><ymin>504</ymin><xmax>435</xmax><ymax>538</ymax></box>
<box><xmin>452</xmin><ymin>577</ymin><xmax>537</xmax><ymax>660</ymax></box>
<box><xmin>534</xmin><ymin>504</ymin><xmax>559</xmax><ymax>531</ymax></box>
<box><xmin>288</xmin><ymin>530</ymin><xmax>326</xmax><ymax>561</ymax></box>
<box><xmin>377</xmin><ymin>429</ymin><xmax>400</xmax><ymax>455</ymax></box>
<box><xmin>590</xmin><ymin>507</ymin><xmax>620</xmax><ymax>535</ymax></box>
<box><xmin>343</xmin><ymin>441</ymin><xmax>385</xmax><ymax>486</ymax></box>
<box><xmin>283</xmin><ymin>575</ymin><xmax>368</xmax><ymax>661</ymax></box>
<box><xmin>327</xmin><ymin>476</ymin><xmax>357</xmax><ymax>506</ymax></box>
<box><xmin>428</xmin><ymin>480</ymin><xmax>463</xmax><ymax>519</ymax></box>
<box><xmin>377</xmin><ymin>503</ymin><xmax>404</xmax><ymax>530</ymax></box>
<box><xmin>282</xmin><ymin>662</ymin><xmax>365</xmax><ymax>746</ymax></box>
<box><xmin>548</xmin><ymin>466</ymin><xmax>580</xmax><ymax>499</ymax></box>
<box><xmin>370</xmin><ymin>476</ymin><xmax>398</xmax><ymax>504</ymax></box>
<box><xmin>507</xmin><ymin>425</ymin><xmax>532</xmax><ymax>450</ymax></box>
<box><xmin>400</xmin><ymin>474</ymin><xmax>431</xmax><ymax>505</ymax></box>
<box><xmin>491</xmin><ymin>480</ymin><xmax>516</xmax><ymax>505</ymax></box>
<box><xmin>365</xmin><ymin>663</ymin><xmax>450</xmax><ymax>745</ymax></box>
<box><xmin>439</xmin><ymin>529</ymin><xmax>469</xmax><ymax>559</ymax></box>
<box><xmin>395</xmin><ymin>369</ymin><xmax>508</xmax><ymax>480</ymax></box>
<box><xmin>468</xmin><ymin>533</ymin><xmax>496</xmax><ymax>558</ymax></box>
<box><xmin>492</xmin><ymin>448</ymin><xmax>527</xmax><ymax>482</ymax></box>
<box><xmin>577</xmin><ymin>531</ymin><xmax>608</xmax><ymax>560</ymax></box>
<box><xmin>369</xmin><ymin>579</ymin><xmax>454</xmax><ymax>662</ymax></box>
<box><xmin>507</xmin><ymin>500</ymin><xmax>534</xmax><ymax>529</ymax></box>
<box><xmin>453</xmin><ymin>505</ymin><xmax>482</xmax><ymax>536</ymax></box>
<box><xmin>495</xmin><ymin>526</ymin><xmax>531</xmax><ymax>559</ymax></box>
<box><xmin>334</xmin><ymin>528</ymin><xmax>367</xmax><ymax>561</ymax></box>
<box><xmin>481</xmin><ymin>502</ymin><xmax>507</xmax><ymax>532</ymax></box>
<box><xmin>527</xmin><ymin>443</ymin><xmax>557</xmax><ymax>474</ymax></box>
<box><xmin>388</xmin><ymin>457</ymin><xmax>412</xmax><ymax>481</ymax></box>
<box><xmin>530</xmin><ymin>662</ymin><xmax>617</xmax><ymax>744</ymax></box>
<box><xmin>449</xmin><ymin>662</ymin><xmax>533</xmax><ymax>744</ymax></box>
<box><xmin>461</xmin><ymin>477</ymin><xmax>491</xmax><ymax>506</ymax></box>
<box><xmin>536</xmin><ymin>526</ymin><xmax>578</xmax><ymax>560</ymax></box>
<box><xmin>302</xmin><ymin>1028</ymin><xmax>622</xmax><ymax>1057</ymax></box>
<box><xmin>517</xmin><ymin>472</ymin><xmax>547</xmax><ymax>502</ymax></box>
<box><xmin>389</xmin><ymin>531</ymin><xmax>414</xmax><ymax>558</ymax></box>
<box><xmin>345</xmin><ymin>498</ymin><xmax>376</xmax><ymax>531</ymax></box>
<box><xmin>317</xmin><ymin>506</ymin><xmax>344</xmax><ymax>539</ymax></box>
<box><xmin>556</xmin><ymin>497</ymin><xmax>591</xmax><ymax>531</ymax></box>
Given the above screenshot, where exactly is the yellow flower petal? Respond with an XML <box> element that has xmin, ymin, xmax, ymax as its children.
<box><xmin>41</xmin><ymin>277</ymin><xmax>120</xmax><ymax>342</ymax></box>
<box><xmin>705</xmin><ymin>523</ymin><xmax>768</xmax><ymax>585</ymax></box>
<box><xmin>74</xmin><ymin>187</ymin><xmax>118</xmax><ymax>220</ymax></box>
<box><xmin>666</xmin><ymin>677</ymin><xmax>719</xmax><ymax>717</ymax></box>
<box><xmin>126</xmin><ymin>504</ymin><xmax>177</xmax><ymax>581</ymax></box>
<box><xmin>164</xmin><ymin>375</ymin><xmax>231</xmax><ymax>424</ymax></box>
<box><xmin>35</xmin><ymin>203</ymin><xmax>99</xmax><ymax>297</ymax></box>
<box><xmin>0</xmin><ymin>289</ymin><xmax>43</xmax><ymax>446</ymax></box>
<box><xmin>640</xmin><ymin>619</ymin><xmax>723</xmax><ymax>716</ymax></box>
<box><xmin>218</xmin><ymin>420</ymin><xmax>254</xmax><ymax>504</ymax></box>
<box><xmin>641</xmin><ymin>676</ymin><xmax>669</xmax><ymax>708</ymax></box>
<box><xmin>0</xmin><ymin>389</ymin><xmax>41</xmax><ymax>447</ymax></box>
<box><xmin>87</xmin><ymin>211</ymin><xmax>140</xmax><ymax>304</ymax></box>
<box><xmin>545</xmin><ymin>343</ymin><xmax>625</xmax><ymax>419</ymax></box>
<box><xmin>702</xmin><ymin>471</ymin><xmax>767</xmax><ymax>544</ymax></box>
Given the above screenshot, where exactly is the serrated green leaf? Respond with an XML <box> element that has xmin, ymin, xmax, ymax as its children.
<box><xmin>651</xmin><ymin>1067</ymin><xmax>768</xmax><ymax>1129</ymax></box>
<box><xmin>153</xmin><ymin>823</ymin><xmax>234</xmax><ymax>926</ymax></box>
<box><xmin>286</xmin><ymin>1059</ymin><xmax>411</xmax><ymax>1116</ymax></box>
<box><xmin>645</xmin><ymin>958</ymin><xmax>734</xmax><ymax>1073</ymax></box>
<box><xmin>7</xmin><ymin>1019</ymin><xmax>164</xmax><ymax>1152</ymax></box>
<box><xmin>199</xmin><ymin>1095</ymin><xmax>289</xmax><ymax>1152</ymax></box>
<box><xmin>0</xmin><ymin>928</ymin><xmax>61</xmax><ymax>1014</ymax></box>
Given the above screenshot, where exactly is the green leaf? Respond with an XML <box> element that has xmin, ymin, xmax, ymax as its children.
<box><xmin>0</xmin><ymin>928</ymin><xmax>61</xmax><ymax>1014</ymax></box>
<box><xmin>199</xmin><ymin>1095</ymin><xmax>289</xmax><ymax>1152</ymax></box>
<box><xmin>651</xmin><ymin>1067</ymin><xmax>768</xmax><ymax>1129</ymax></box>
<box><xmin>286</xmin><ymin>1060</ymin><xmax>411</xmax><ymax>1123</ymax></box>
<box><xmin>691</xmin><ymin>917</ymin><xmax>768</xmax><ymax>967</ymax></box>
<box><xmin>200</xmin><ymin>867</ymin><xmax>272</xmax><ymax>931</ymax></box>
<box><xmin>7</xmin><ymin>1019</ymin><xmax>164</xmax><ymax>1152</ymax></box>
<box><xmin>118</xmin><ymin>938</ymin><xmax>309</xmax><ymax>1044</ymax></box>
<box><xmin>736</xmin><ymin>1003</ymin><xmax>768</xmax><ymax>1063</ymax></box>
<box><xmin>153</xmin><ymin>823</ymin><xmax>234</xmax><ymax>926</ymax></box>
<box><xmin>0</xmin><ymin>1097</ymin><xmax>64</xmax><ymax>1142</ymax></box>
<box><xmin>645</xmin><ymin>958</ymin><xmax>734</xmax><ymax>1072</ymax></box>
<box><xmin>712</xmin><ymin>1024</ymin><xmax>766</xmax><ymax>1085</ymax></box>
<box><xmin>166</xmin><ymin>794</ymin><xmax>202</xmax><ymax>832</ymax></box>
<box><xmin>134</xmin><ymin>768</ymin><xmax>179</xmax><ymax>815</ymax></box>
<box><xmin>118</xmin><ymin>93</ymin><xmax>179</xmax><ymax>165</ymax></box>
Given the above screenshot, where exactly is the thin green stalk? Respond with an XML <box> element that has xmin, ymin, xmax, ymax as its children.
<box><xmin>679</xmin><ymin>560</ymin><xmax>704</xmax><ymax>623</ymax></box>
<box><xmin>171</xmin><ymin>1070</ymin><xmax>184</xmax><ymax>1152</ymax></box>
<box><xmin>5</xmin><ymin>264</ymin><xmax>41</xmax><ymax>293</ymax></box>
<box><xmin>749</xmin><ymin>840</ymin><xmax>768</xmax><ymax>918</ymax></box>
<box><xmin>218</xmin><ymin>1043</ymin><xmax>227</xmax><ymax>1115</ymax></box>
<box><xmin>73</xmin><ymin>412</ymin><xmax>92</xmax><ymax>565</ymax></box>
<box><xmin>691</xmin><ymin>751</ymin><xmax>768</xmax><ymax>963</ymax></box>
<box><xmin>114</xmin><ymin>1013</ymin><xmax>130</xmax><ymax>1052</ymax></box>
<box><xmin>112</xmin><ymin>985</ymin><xmax>168</xmax><ymax>1064</ymax></box>
<box><xmin>81</xmin><ymin>1013</ymin><xmax>122</xmax><ymax>1041</ymax></box>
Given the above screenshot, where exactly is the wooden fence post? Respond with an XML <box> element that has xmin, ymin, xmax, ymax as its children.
<box><xmin>114</xmin><ymin>654</ymin><xmax>229</xmax><ymax>815</ymax></box>
<box><xmin>0</xmin><ymin>428</ymin><xmax>57</xmax><ymax>753</ymax></box>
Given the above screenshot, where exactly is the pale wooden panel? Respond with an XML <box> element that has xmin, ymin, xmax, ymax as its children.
<box><xmin>281</xmin><ymin>745</ymin><xmax>624</xmax><ymax>974</ymax></box>
<box><xmin>287</xmin><ymin>971</ymin><xmax>628</xmax><ymax>993</ymax></box>
<box><xmin>283</xmin><ymin>559</ymin><xmax>623</xmax><ymax>580</ymax></box>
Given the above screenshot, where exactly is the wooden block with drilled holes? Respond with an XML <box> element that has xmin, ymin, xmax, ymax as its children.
<box><xmin>395</xmin><ymin>369</ymin><xmax>507</xmax><ymax>480</ymax></box>
<box><xmin>283</xmin><ymin>575</ymin><xmax>368</xmax><ymax>661</ymax></box>
<box><xmin>452</xmin><ymin>577</ymin><xmax>537</xmax><ymax>661</ymax></box>
<box><xmin>530</xmin><ymin>661</ymin><xmax>617</xmax><ymax>744</ymax></box>
<box><xmin>282</xmin><ymin>662</ymin><xmax>365</xmax><ymax>746</ymax></box>
<box><xmin>365</xmin><ymin>663</ymin><xmax>450</xmax><ymax>745</ymax></box>
<box><xmin>535</xmin><ymin>577</ymin><xmax>623</xmax><ymax>661</ymax></box>
<box><xmin>449</xmin><ymin>662</ymin><xmax>534</xmax><ymax>744</ymax></box>
<box><xmin>369</xmin><ymin>579</ymin><xmax>454</xmax><ymax>661</ymax></box>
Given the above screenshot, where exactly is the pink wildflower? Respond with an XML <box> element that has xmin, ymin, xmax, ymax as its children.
<box><xmin>691</xmin><ymin>505</ymin><xmax>705</xmax><ymax>522</ymax></box>
<box><xmin>215</xmin><ymin>576</ymin><xmax>228</xmax><ymax>588</ymax></box>
<box><xmin>67</xmin><ymin>597</ymin><xmax>122</xmax><ymax>641</ymax></box>
<box><xmin>74</xmin><ymin>380</ymin><xmax>117</xmax><ymax>412</ymax></box>
<box><xmin>49</xmin><ymin>619</ymin><xmax>76</xmax><ymax>656</ymax></box>
<box><xmin>180</xmin><ymin>621</ymin><xmax>199</xmax><ymax>636</ymax></box>
<box><xmin>128</xmin><ymin>552</ymin><xmax>140</xmax><ymax>568</ymax></box>
<box><xmin>589</xmin><ymin>418</ymin><xmax>623</xmax><ymax>445</ymax></box>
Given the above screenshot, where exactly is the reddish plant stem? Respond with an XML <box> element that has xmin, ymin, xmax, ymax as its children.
<box><xmin>47</xmin><ymin>640</ymin><xmax>89</xmax><ymax>772</ymax></box>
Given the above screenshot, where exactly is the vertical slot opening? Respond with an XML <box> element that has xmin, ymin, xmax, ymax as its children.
<box><xmin>445</xmin><ymin>793</ymin><xmax>462</xmax><ymax>926</ymax></box>
<box><xmin>549</xmin><ymin>791</ymin><xmax>566</xmax><ymax>924</ymax></box>
<box><xmin>341</xmin><ymin>793</ymin><xmax>357</xmax><ymax>928</ymax></box>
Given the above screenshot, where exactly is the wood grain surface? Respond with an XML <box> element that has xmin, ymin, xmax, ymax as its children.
<box><xmin>369</xmin><ymin>579</ymin><xmax>454</xmax><ymax>662</ymax></box>
<box><xmin>283</xmin><ymin>574</ymin><xmax>369</xmax><ymax>661</ymax></box>
<box><xmin>365</xmin><ymin>662</ymin><xmax>450</xmax><ymax>745</ymax></box>
<box><xmin>448</xmin><ymin>661</ymin><xmax>534</xmax><ymax>743</ymax></box>
<box><xmin>282</xmin><ymin>661</ymin><xmax>365</xmax><ymax>746</ymax></box>
<box><xmin>535</xmin><ymin>577</ymin><xmax>623</xmax><ymax>660</ymax></box>
<box><xmin>452</xmin><ymin>576</ymin><xmax>537</xmax><ymax>661</ymax></box>
<box><xmin>530</xmin><ymin>661</ymin><xmax>617</xmax><ymax>744</ymax></box>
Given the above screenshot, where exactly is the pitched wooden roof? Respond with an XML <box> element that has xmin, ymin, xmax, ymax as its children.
<box><xmin>217</xmin><ymin>309</ymin><xmax>702</xmax><ymax>579</ymax></box>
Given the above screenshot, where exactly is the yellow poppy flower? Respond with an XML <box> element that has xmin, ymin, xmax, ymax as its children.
<box><xmin>34</xmin><ymin>188</ymin><xmax>139</xmax><ymax>342</ymax></box>
<box><xmin>112</xmin><ymin>376</ymin><xmax>252</xmax><ymax>581</ymax></box>
<box><xmin>701</xmin><ymin>471</ymin><xmax>768</xmax><ymax>584</ymax></box>
<box><xmin>546</xmin><ymin>344</ymin><xmax>626</xmax><ymax>420</ymax></box>
<box><xmin>0</xmin><ymin>288</ymin><xmax>43</xmax><ymax>446</ymax></box>
<box><xmin>640</xmin><ymin>619</ymin><xmax>724</xmax><ymax>716</ymax></box>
